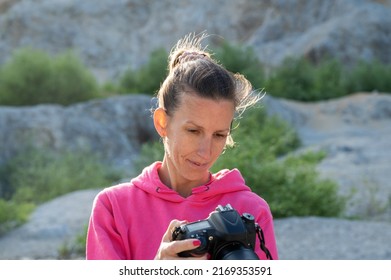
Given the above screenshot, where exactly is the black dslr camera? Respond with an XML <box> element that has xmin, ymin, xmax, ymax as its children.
<box><xmin>172</xmin><ymin>204</ymin><xmax>260</xmax><ymax>260</ymax></box>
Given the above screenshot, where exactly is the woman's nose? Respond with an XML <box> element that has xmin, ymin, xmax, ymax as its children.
<box><xmin>197</xmin><ymin>136</ymin><xmax>212</xmax><ymax>159</ymax></box>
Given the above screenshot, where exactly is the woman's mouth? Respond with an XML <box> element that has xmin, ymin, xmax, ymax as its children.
<box><xmin>188</xmin><ymin>159</ymin><xmax>207</xmax><ymax>168</ymax></box>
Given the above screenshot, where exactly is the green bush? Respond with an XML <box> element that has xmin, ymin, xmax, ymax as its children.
<box><xmin>213</xmin><ymin>42</ymin><xmax>265</xmax><ymax>90</ymax></box>
<box><xmin>115</xmin><ymin>42</ymin><xmax>391</xmax><ymax>102</ymax></box>
<box><xmin>344</xmin><ymin>59</ymin><xmax>391</xmax><ymax>94</ymax></box>
<box><xmin>264</xmin><ymin>56</ymin><xmax>391</xmax><ymax>101</ymax></box>
<box><xmin>3</xmin><ymin>44</ymin><xmax>389</xmax><ymax>105</ymax></box>
<box><xmin>133</xmin><ymin>106</ymin><xmax>346</xmax><ymax>218</ymax></box>
<box><xmin>230</xmin><ymin>105</ymin><xmax>301</xmax><ymax>156</ymax></box>
<box><xmin>0</xmin><ymin>147</ymin><xmax>123</xmax><ymax>233</ymax></box>
<box><xmin>5</xmin><ymin>148</ymin><xmax>121</xmax><ymax>203</ymax></box>
<box><xmin>0</xmin><ymin>48</ymin><xmax>100</xmax><ymax>106</ymax></box>
<box><xmin>0</xmin><ymin>199</ymin><xmax>34</xmax><ymax>235</ymax></box>
<box><xmin>265</xmin><ymin>57</ymin><xmax>321</xmax><ymax>101</ymax></box>
<box><xmin>47</xmin><ymin>51</ymin><xmax>100</xmax><ymax>105</ymax></box>
<box><xmin>118</xmin><ymin>48</ymin><xmax>168</xmax><ymax>95</ymax></box>
<box><xmin>0</xmin><ymin>48</ymin><xmax>53</xmax><ymax>105</ymax></box>
<box><xmin>236</xmin><ymin>150</ymin><xmax>345</xmax><ymax>218</ymax></box>
<box><xmin>311</xmin><ymin>59</ymin><xmax>347</xmax><ymax>99</ymax></box>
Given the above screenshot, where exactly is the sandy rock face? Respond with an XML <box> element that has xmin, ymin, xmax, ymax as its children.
<box><xmin>0</xmin><ymin>94</ymin><xmax>158</xmax><ymax>172</ymax></box>
<box><xmin>263</xmin><ymin>93</ymin><xmax>391</xmax><ymax>220</ymax></box>
<box><xmin>0</xmin><ymin>0</ymin><xmax>390</xmax><ymax>82</ymax></box>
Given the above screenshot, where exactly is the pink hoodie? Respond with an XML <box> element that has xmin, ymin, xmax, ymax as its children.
<box><xmin>86</xmin><ymin>161</ymin><xmax>278</xmax><ymax>260</ymax></box>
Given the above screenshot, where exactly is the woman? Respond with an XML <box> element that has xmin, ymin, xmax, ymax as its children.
<box><xmin>86</xmin><ymin>33</ymin><xmax>278</xmax><ymax>260</ymax></box>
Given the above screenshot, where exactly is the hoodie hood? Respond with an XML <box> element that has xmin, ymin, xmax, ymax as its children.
<box><xmin>131</xmin><ymin>161</ymin><xmax>252</xmax><ymax>203</ymax></box>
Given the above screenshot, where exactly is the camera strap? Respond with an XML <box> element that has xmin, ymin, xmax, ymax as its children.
<box><xmin>256</xmin><ymin>225</ymin><xmax>273</xmax><ymax>260</ymax></box>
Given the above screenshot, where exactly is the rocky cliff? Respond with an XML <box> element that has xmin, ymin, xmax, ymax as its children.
<box><xmin>1</xmin><ymin>0</ymin><xmax>390</xmax><ymax>82</ymax></box>
<box><xmin>0</xmin><ymin>94</ymin><xmax>158</xmax><ymax>171</ymax></box>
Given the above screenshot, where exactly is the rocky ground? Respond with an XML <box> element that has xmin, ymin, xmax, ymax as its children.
<box><xmin>0</xmin><ymin>188</ymin><xmax>390</xmax><ymax>260</ymax></box>
<box><xmin>0</xmin><ymin>93</ymin><xmax>390</xmax><ymax>260</ymax></box>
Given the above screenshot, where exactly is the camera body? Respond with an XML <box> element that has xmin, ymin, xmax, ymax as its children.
<box><xmin>172</xmin><ymin>204</ymin><xmax>259</xmax><ymax>260</ymax></box>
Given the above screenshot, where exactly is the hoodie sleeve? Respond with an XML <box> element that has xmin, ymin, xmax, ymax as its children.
<box><xmin>86</xmin><ymin>190</ymin><xmax>129</xmax><ymax>260</ymax></box>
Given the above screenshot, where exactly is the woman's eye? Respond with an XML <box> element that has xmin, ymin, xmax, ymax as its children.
<box><xmin>187</xmin><ymin>129</ymin><xmax>198</xmax><ymax>134</ymax></box>
<box><xmin>215</xmin><ymin>133</ymin><xmax>227</xmax><ymax>138</ymax></box>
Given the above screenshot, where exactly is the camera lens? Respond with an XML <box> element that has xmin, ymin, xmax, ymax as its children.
<box><xmin>221</xmin><ymin>248</ymin><xmax>260</xmax><ymax>260</ymax></box>
<box><xmin>214</xmin><ymin>243</ymin><xmax>260</xmax><ymax>260</ymax></box>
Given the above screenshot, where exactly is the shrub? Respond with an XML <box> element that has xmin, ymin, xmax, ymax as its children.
<box><xmin>0</xmin><ymin>48</ymin><xmax>53</xmax><ymax>105</ymax></box>
<box><xmin>238</xmin><ymin>151</ymin><xmax>346</xmax><ymax>218</ymax></box>
<box><xmin>230</xmin><ymin>105</ymin><xmax>301</xmax><ymax>156</ymax></box>
<box><xmin>4</xmin><ymin>148</ymin><xmax>122</xmax><ymax>204</ymax></box>
<box><xmin>0</xmin><ymin>147</ymin><xmax>123</xmax><ymax>233</ymax></box>
<box><xmin>264</xmin><ymin>56</ymin><xmax>391</xmax><ymax>101</ymax></box>
<box><xmin>213</xmin><ymin>42</ymin><xmax>265</xmax><ymax>90</ymax></box>
<box><xmin>0</xmin><ymin>48</ymin><xmax>100</xmax><ymax>106</ymax></box>
<box><xmin>116</xmin><ymin>42</ymin><xmax>391</xmax><ymax>102</ymax></box>
<box><xmin>311</xmin><ymin>59</ymin><xmax>347</xmax><ymax>99</ymax></box>
<box><xmin>119</xmin><ymin>48</ymin><xmax>168</xmax><ymax>95</ymax></box>
<box><xmin>264</xmin><ymin>57</ymin><xmax>317</xmax><ymax>101</ymax></box>
<box><xmin>344</xmin><ymin>59</ymin><xmax>391</xmax><ymax>94</ymax></box>
<box><xmin>0</xmin><ymin>199</ymin><xmax>34</xmax><ymax>235</ymax></box>
<box><xmin>48</xmin><ymin>51</ymin><xmax>100</xmax><ymax>105</ymax></box>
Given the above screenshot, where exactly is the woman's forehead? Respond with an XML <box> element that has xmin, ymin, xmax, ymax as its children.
<box><xmin>179</xmin><ymin>91</ymin><xmax>235</xmax><ymax>108</ymax></box>
<box><xmin>172</xmin><ymin>93</ymin><xmax>235</xmax><ymax>126</ymax></box>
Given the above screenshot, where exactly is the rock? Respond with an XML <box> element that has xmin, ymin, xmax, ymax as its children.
<box><xmin>0</xmin><ymin>0</ymin><xmax>390</xmax><ymax>82</ymax></box>
<box><xmin>263</xmin><ymin>93</ymin><xmax>391</xmax><ymax>220</ymax></box>
<box><xmin>0</xmin><ymin>94</ymin><xmax>159</xmax><ymax>172</ymax></box>
<box><xmin>0</xmin><ymin>188</ymin><xmax>101</xmax><ymax>259</ymax></box>
<box><xmin>247</xmin><ymin>0</ymin><xmax>391</xmax><ymax>68</ymax></box>
<box><xmin>274</xmin><ymin>216</ymin><xmax>391</xmax><ymax>260</ymax></box>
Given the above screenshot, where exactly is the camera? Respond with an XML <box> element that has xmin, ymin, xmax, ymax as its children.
<box><xmin>172</xmin><ymin>204</ymin><xmax>260</xmax><ymax>260</ymax></box>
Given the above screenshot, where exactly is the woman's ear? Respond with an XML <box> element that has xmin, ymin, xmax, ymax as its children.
<box><xmin>153</xmin><ymin>108</ymin><xmax>168</xmax><ymax>137</ymax></box>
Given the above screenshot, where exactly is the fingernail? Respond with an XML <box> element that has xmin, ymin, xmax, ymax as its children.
<box><xmin>193</xmin><ymin>240</ymin><xmax>201</xmax><ymax>246</ymax></box>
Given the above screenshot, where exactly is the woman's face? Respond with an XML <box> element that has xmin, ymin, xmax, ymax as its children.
<box><xmin>160</xmin><ymin>92</ymin><xmax>235</xmax><ymax>189</ymax></box>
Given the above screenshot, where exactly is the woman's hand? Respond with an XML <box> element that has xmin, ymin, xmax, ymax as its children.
<box><xmin>154</xmin><ymin>219</ymin><xmax>208</xmax><ymax>260</ymax></box>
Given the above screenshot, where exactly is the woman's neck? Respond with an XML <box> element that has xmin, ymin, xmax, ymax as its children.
<box><xmin>158</xmin><ymin>161</ymin><xmax>210</xmax><ymax>198</ymax></box>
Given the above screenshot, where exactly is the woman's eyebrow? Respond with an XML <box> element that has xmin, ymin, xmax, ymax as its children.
<box><xmin>185</xmin><ymin>121</ymin><xmax>230</xmax><ymax>132</ymax></box>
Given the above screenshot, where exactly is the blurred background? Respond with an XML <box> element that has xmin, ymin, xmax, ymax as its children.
<box><xmin>0</xmin><ymin>0</ymin><xmax>390</xmax><ymax>259</ymax></box>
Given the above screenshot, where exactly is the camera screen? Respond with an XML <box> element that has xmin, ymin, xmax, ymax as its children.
<box><xmin>187</xmin><ymin>220</ymin><xmax>211</xmax><ymax>232</ymax></box>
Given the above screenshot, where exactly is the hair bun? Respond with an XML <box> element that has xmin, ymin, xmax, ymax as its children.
<box><xmin>178</xmin><ymin>51</ymin><xmax>207</xmax><ymax>63</ymax></box>
<box><xmin>171</xmin><ymin>50</ymin><xmax>209</xmax><ymax>70</ymax></box>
